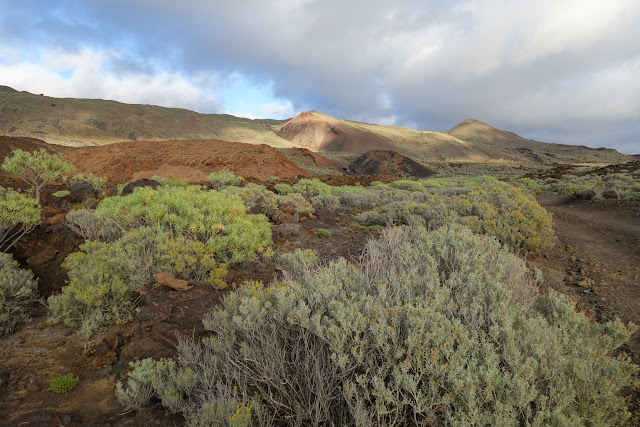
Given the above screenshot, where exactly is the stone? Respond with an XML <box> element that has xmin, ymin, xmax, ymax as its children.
<box><xmin>121</xmin><ymin>179</ymin><xmax>160</xmax><ymax>196</ymax></box>
<box><xmin>106</xmin><ymin>333</ymin><xmax>121</xmax><ymax>351</ymax></box>
<box><xmin>69</xmin><ymin>182</ymin><xmax>96</xmax><ymax>203</ymax></box>
<box><xmin>602</xmin><ymin>187</ymin><xmax>620</xmax><ymax>199</ymax></box>
<box><xmin>153</xmin><ymin>272</ymin><xmax>189</xmax><ymax>291</ymax></box>
<box><xmin>577</xmin><ymin>280</ymin><xmax>590</xmax><ymax>288</ymax></box>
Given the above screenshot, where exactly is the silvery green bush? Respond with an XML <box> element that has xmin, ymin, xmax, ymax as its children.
<box><xmin>119</xmin><ymin>225</ymin><xmax>636</xmax><ymax>426</ymax></box>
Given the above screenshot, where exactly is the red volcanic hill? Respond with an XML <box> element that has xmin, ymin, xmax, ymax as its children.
<box><xmin>67</xmin><ymin>139</ymin><xmax>309</xmax><ymax>184</ymax></box>
<box><xmin>0</xmin><ymin>136</ymin><xmax>309</xmax><ymax>188</ymax></box>
<box><xmin>277</xmin><ymin>111</ymin><xmax>399</xmax><ymax>153</ymax></box>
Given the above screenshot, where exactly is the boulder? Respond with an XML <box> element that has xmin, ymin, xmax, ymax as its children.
<box><xmin>121</xmin><ymin>178</ymin><xmax>160</xmax><ymax>196</ymax></box>
<box><xmin>153</xmin><ymin>272</ymin><xmax>189</xmax><ymax>291</ymax></box>
<box><xmin>602</xmin><ymin>187</ymin><xmax>620</xmax><ymax>199</ymax></box>
<box><xmin>69</xmin><ymin>182</ymin><xmax>96</xmax><ymax>203</ymax></box>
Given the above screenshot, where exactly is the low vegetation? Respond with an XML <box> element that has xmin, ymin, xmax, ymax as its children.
<box><xmin>49</xmin><ymin>373</ymin><xmax>80</xmax><ymax>394</ymax></box>
<box><xmin>117</xmin><ymin>225</ymin><xmax>637</xmax><ymax>426</ymax></box>
<box><xmin>52</xmin><ymin>185</ymin><xmax>272</xmax><ymax>338</ymax></box>
<box><xmin>0</xmin><ymin>252</ymin><xmax>39</xmax><ymax>336</ymax></box>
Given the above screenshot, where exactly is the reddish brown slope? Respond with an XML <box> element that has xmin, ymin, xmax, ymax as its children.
<box><xmin>277</xmin><ymin>111</ymin><xmax>399</xmax><ymax>153</ymax></box>
<box><xmin>67</xmin><ymin>139</ymin><xmax>309</xmax><ymax>184</ymax></box>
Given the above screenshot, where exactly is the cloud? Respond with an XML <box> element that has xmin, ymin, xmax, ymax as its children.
<box><xmin>1</xmin><ymin>0</ymin><xmax>639</xmax><ymax>153</ymax></box>
<box><xmin>0</xmin><ymin>46</ymin><xmax>221</xmax><ymax>112</ymax></box>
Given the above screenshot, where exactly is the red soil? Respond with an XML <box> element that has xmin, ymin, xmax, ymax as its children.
<box><xmin>66</xmin><ymin>139</ymin><xmax>309</xmax><ymax>184</ymax></box>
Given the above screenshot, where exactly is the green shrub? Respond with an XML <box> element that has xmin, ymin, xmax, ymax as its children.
<box><xmin>49</xmin><ymin>373</ymin><xmax>79</xmax><ymax>394</ymax></box>
<box><xmin>389</xmin><ymin>179</ymin><xmax>426</xmax><ymax>192</ymax></box>
<box><xmin>52</xmin><ymin>190</ymin><xmax>70</xmax><ymax>198</ymax></box>
<box><xmin>222</xmin><ymin>183</ymin><xmax>278</xmax><ymax>214</ymax></box>
<box><xmin>1</xmin><ymin>148</ymin><xmax>75</xmax><ymax>202</ymax></box>
<box><xmin>0</xmin><ymin>253</ymin><xmax>38</xmax><ymax>336</ymax></box>
<box><xmin>126</xmin><ymin>225</ymin><xmax>636</xmax><ymax>425</ymax></box>
<box><xmin>276</xmin><ymin>192</ymin><xmax>314</xmax><ymax>213</ymax></box>
<box><xmin>151</xmin><ymin>174</ymin><xmax>189</xmax><ymax>187</ymax></box>
<box><xmin>94</xmin><ymin>185</ymin><xmax>272</xmax><ymax>263</ymax></box>
<box><xmin>0</xmin><ymin>187</ymin><xmax>41</xmax><ymax>252</ymax></box>
<box><xmin>273</xmin><ymin>183</ymin><xmax>293</xmax><ymax>195</ymax></box>
<box><xmin>48</xmin><ymin>227</ymin><xmax>228</xmax><ymax>339</ymax></box>
<box><xmin>207</xmin><ymin>170</ymin><xmax>244</xmax><ymax>190</ymax></box>
<box><xmin>359</xmin><ymin>178</ymin><xmax>553</xmax><ymax>254</ymax></box>
<box><xmin>510</xmin><ymin>177</ymin><xmax>542</xmax><ymax>193</ymax></box>
<box><xmin>293</xmin><ymin>178</ymin><xmax>332</xmax><ymax>198</ymax></box>
<box><xmin>316</xmin><ymin>228</ymin><xmax>331</xmax><ymax>238</ymax></box>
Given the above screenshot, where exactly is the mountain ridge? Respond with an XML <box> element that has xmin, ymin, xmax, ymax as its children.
<box><xmin>0</xmin><ymin>87</ymin><xmax>632</xmax><ymax>165</ymax></box>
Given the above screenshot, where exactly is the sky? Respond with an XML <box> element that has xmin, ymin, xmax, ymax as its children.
<box><xmin>1</xmin><ymin>0</ymin><xmax>639</xmax><ymax>154</ymax></box>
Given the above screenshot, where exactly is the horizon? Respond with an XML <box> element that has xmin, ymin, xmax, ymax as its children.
<box><xmin>1</xmin><ymin>1</ymin><xmax>639</xmax><ymax>155</ymax></box>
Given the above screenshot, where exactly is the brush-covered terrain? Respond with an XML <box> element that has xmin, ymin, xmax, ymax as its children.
<box><xmin>0</xmin><ymin>133</ymin><xmax>639</xmax><ymax>426</ymax></box>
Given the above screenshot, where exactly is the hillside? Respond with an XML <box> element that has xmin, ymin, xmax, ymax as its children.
<box><xmin>0</xmin><ymin>88</ymin><xmax>632</xmax><ymax>165</ymax></box>
<box><xmin>447</xmin><ymin>119</ymin><xmax>628</xmax><ymax>164</ymax></box>
<box><xmin>0</xmin><ymin>89</ymin><xmax>293</xmax><ymax>148</ymax></box>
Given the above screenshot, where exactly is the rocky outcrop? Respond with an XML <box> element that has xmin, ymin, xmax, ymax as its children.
<box><xmin>349</xmin><ymin>150</ymin><xmax>435</xmax><ymax>177</ymax></box>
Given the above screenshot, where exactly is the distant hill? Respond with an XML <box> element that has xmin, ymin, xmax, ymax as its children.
<box><xmin>446</xmin><ymin>119</ymin><xmax>626</xmax><ymax>164</ymax></box>
<box><xmin>0</xmin><ymin>88</ymin><xmax>292</xmax><ymax>147</ymax></box>
<box><xmin>0</xmin><ymin>88</ymin><xmax>632</xmax><ymax>165</ymax></box>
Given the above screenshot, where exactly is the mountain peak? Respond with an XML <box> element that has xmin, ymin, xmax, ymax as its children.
<box><xmin>0</xmin><ymin>85</ymin><xmax>17</xmax><ymax>93</ymax></box>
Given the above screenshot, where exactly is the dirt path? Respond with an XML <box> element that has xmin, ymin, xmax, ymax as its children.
<box><xmin>535</xmin><ymin>195</ymin><xmax>640</xmax><ymax>421</ymax></box>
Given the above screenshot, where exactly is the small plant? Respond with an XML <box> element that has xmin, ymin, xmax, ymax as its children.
<box><xmin>316</xmin><ymin>228</ymin><xmax>331</xmax><ymax>238</ymax></box>
<box><xmin>207</xmin><ymin>170</ymin><xmax>244</xmax><ymax>190</ymax></box>
<box><xmin>1</xmin><ymin>148</ymin><xmax>75</xmax><ymax>202</ymax></box>
<box><xmin>52</xmin><ymin>190</ymin><xmax>70</xmax><ymax>198</ymax></box>
<box><xmin>49</xmin><ymin>373</ymin><xmax>79</xmax><ymax>394</ymax></box>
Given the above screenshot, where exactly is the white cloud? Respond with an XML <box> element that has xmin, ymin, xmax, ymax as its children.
<box><xmin>0</xmin><ymin>46</ymin><xmax>221</xmax><ymax>113</ymax></box>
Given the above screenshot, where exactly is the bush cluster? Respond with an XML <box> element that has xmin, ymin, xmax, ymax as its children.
<box><xmin>118</xmin><ymin>225</ymin><xmax>636</xmax><ymax>426</ymax></box>
<box><xmin>51</xmin><ymin>186</ymin><xmax>272</xmax><ymax>338</ymax></box>
<box><xmin>0</xmin><ymin>252</ymin><xmax>39</xmax><ymax>336</ymax></box>
<box><xmin>358</xmin><ymin>176</ymin><xmax>553</xmax><ymax>254</ymax></box>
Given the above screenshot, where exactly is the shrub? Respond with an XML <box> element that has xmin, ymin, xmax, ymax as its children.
<box><xmin>310</xmin><ymin>193</ymin><xmax>340</xmax><ymax>209</ymax></box>
<box><xmin>207</xmin><ymin>170</ymin><xmax>244</xmax><ymax>190</ymax></box>
<box><xmin>0</xmin><ymin>253</ymin><xmax>38</xmax><ymax>336</ymax></box>
<box><xmin>293</xmin><ymin>178</ymin><xmax>332</xmax><ymax>198</ymax></box>
<box><xmin>389</xmin><ymin>179</ymin><xmax>425</xmax><ymax>192</ymax></box>
<box><xmin>0</xmin><ymin>187</ymin><xmax>41</xmax><ymax>252</ymax></box>
<box><xmin>66</xmin><ymin>208</ymin><xmax>123</xmax><ymax>242</ymax></box>
<box><xmin>93</xmin><ymin>185</ymin><xmax>272</xmax><ymax>264</ymax></box>
<box><xmin>49</xmin><ymin>373</ymin><xmax>79</xmax><ymax>394</ymax></box>
<box><xmin>1</xmin><ymin>148</ymin><xmax>75</xmax><ymax>202</ymax></box>
<box><xmin>359</xmin><ymin>178</ymin><xmax>553</xmax><ymax>254</ymax></box>
<box><xmin>222</xmin><ymin>183</ymin><xmax>278</xmax><ymax>214</ymax></box>
<box><xmin>316</xmin><ymin>228</ymin><xmax>331</xmax><ymax>238</ymax></box>
<box><xmin>52</xmin><ymin>190</ymin><xmax>70</xmax><ymax>198</ymax></box>
<box><xmin>276</xmin><ymin>192</ymin><xmax>314</xmax><ymax>213</ymax></box>
<box><xmin>273</xmin><ymin>183</ymin><xmax>293</xmax><ymax>195</ymax></box>
<box><xmin>126</xmin><ymin>225</ymin><xmax>636</xmax><ymax>425</ymax></box>
<box><xmin>48</xmin><ymin>227</ymin><xmax>228</xmax><ymax>339</ymax></box>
